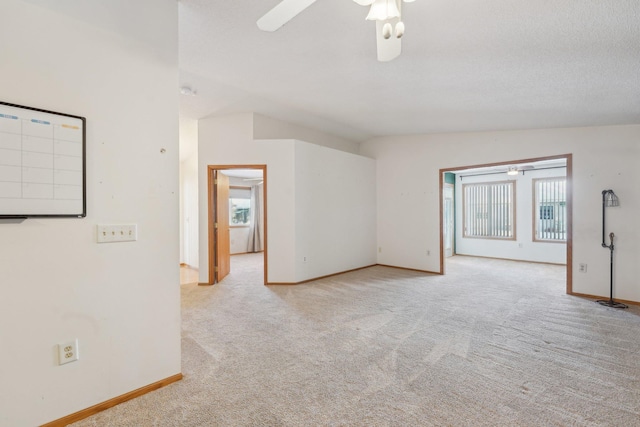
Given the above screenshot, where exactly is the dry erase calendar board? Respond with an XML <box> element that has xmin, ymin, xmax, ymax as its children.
<box><xmin>0</xmin><ymin>102</ymin><xmax>86</xmax><ymax>218</ymax></box>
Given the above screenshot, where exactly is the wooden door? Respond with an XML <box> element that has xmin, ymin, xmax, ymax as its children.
<box><xmin>214</xmin><ymin>171</ymin><xmax>231</xmax><ymax>282</ymax></box>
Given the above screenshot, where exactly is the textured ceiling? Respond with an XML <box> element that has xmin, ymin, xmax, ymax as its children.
<box><xmin>178</xmin><ymin>0</ymin><xmax>640</xmax><ymax>142</ymax></box>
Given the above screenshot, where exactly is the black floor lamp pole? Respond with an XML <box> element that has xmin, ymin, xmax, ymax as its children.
<box><xmin>596</xmin><ymin>190</ymin><xmax>627</xmax><ymax>309</ymax></box>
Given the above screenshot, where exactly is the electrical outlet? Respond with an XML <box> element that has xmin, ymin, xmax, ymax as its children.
<box><xmin>426</xmin><ymin>250</ymin><xmax>431</xmax><ymax>256</ymax></box>
<box><xmin>579</xmin><ymin>263</ymin><xmax>587</xmax><ymax>273</ymax></box>
<box><xmin>378</xmin><ymin>247</ymin><xmax>382</xmax><ymax>253</ymax></box>
<box><xmin>303</xmin><ymin>256</ymin><xmax>308</xmax><ymax>263</ymax></box>
<box><xmin>58</xmin><ymin>339</ymin><xmax>79</xmax><ymax>365</ymax></box>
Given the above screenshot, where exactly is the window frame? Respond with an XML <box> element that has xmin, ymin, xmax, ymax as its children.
<box><xmin>532</xmin><ymin>177</ymin><xmax>567</xmax><ymax>243</ymax></box>
<box><xmin>229</xmin><ymin>185</ymin><xmax>251</xmax><ymax>228</ymax></box>
<box><xmin>462</xmin><ymin>180</ymin><xmax>516</xmax><ymax>241</ymax></box>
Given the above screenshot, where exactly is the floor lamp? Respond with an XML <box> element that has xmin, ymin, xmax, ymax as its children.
<box><xmin>596</xmin><ymin>189</ymin><xmax>628</xmax><ymax>309</ymax></box>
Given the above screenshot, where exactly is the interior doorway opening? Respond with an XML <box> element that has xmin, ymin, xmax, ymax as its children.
<box><xmin>439</xmin><ymin>154</ymin><xmax>572</xmax><ymax>294</ymax></box>
<box><xmin>207</xmin><ymin>165</ymin><xmax>267</xmax><ymax>286</ymax></box>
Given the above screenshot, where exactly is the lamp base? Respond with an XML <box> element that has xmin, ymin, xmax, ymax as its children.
<box><xmin>596</xmin><ymin>299</ymin><xmax>628</xmax><ymax>309</ymax></box>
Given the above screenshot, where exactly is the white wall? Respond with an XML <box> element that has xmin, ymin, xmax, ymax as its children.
<box><xmin>360</xmin><ymin>125</ymin><xmax>640</xmax><ymax>302</ymax></box>
<box><xmin>230</xmin><ymin>226</ymin><xmax>251</xmax><ymax>254</ymax></box>
<box><xmin>455</xmin><ymin>167</ymin><xmax>567</xmax><ymax>264</ymax></box>
<box><xmin>254</xmin><ymin>113</ymin><xmax>360</xmax><ymax>154</ymax></box>
<box><xmin>0</xmin><ymin>1</ymin><xmax>180</xmax><ymax>425</ymax></box>
<box><xmin>198</xmin><ymin>113</ymin><xmax>376</xmax><ymax>284</ymax></box>
<box><xmin>198</xmin><ymin>114</ymin><xmax>296</xmax><ymax>283</ymax></box>
<box><xmin>180</xmin><ymin>118</ymin><xmax>199</xmax><ymax>267</ymax></box>
<box><xmin>294</xmin><ymin>141</ymin><xmax>377</xmax><ymax>282</ymax></box>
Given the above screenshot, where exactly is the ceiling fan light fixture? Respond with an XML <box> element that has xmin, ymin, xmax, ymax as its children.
<box><xmin>507</xmin><ymin>166</ymin><xmax>519</xmax><ymax>176</ymax></box>
<box><xmin>258</xmin><ymin>0</ymin><xmax>415</xmax><ymax>61</ymax></box>
<box><xmin>366</xmin><ymin>0</ymin><xmax>400</xmax><ymax>21</ymax></box>
<box><xmin>382</xmin><ymin>22</ymin><xmax>393</xmax><ymax>39</ymax></box>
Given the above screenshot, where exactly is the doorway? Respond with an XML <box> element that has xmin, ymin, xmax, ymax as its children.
<box><xmin>439</xmin><ymin>154</ymin><xmax>573</xmax><ymax>294</ymax></box>
<box><xmin>207</xmin><ymin>165</ymin><xmax>267</xmax><ymax>285</ymax></box>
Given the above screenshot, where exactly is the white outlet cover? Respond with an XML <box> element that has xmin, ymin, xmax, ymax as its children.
<box><xmin>58</xmin><ymin>339</ymin><xmax>79</xmax><ymax>365</ymax></box>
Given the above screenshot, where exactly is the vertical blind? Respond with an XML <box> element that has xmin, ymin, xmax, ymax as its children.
<box><xmin>463</xmin><ymin>181</ymin><xmax>514</xmax><ymax>239</ymax></box>
<box><xmin>534</xmin><ymin>177</ymin><xmax>566</xmax><ymax>241</ymax></box>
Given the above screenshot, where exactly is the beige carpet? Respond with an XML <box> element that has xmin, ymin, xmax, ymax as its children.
<box><xmin>72</xmin><ymin>255</ymin><xmax>640</xmax><ymax>426</ymax></box>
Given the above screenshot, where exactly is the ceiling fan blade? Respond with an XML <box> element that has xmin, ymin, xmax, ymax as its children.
<box><xmin>257</xmin><ymin>0</ymin><xmax>318</xmax><ymax>32</ymax></box>
<box><xmin>375</xmin><ymin>19</ymin><xmax>402</xmax><ymax>62</ymax></box>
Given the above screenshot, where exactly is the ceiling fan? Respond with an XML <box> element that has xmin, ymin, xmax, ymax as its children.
<box><xmin>257</xmin><ymin>0</ymin><xmax>416</xmax><ymax>62</ymax></box>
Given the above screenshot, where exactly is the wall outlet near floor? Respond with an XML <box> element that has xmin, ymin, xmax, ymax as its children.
<box><xmin>58</xmin><ymin>339</ymin><xmax>79</xmax><ymax>365</ymax></box>
<box><xmin>426</xmin><ymin>250</ymin><xmax>431</xmax><ymax>256</ymax></box>
<box><xmin>303</xmin><ymin>256</ymin><xmax>308</xmax><ymax>263</ymax></box>
<box><xmin>579</xmin><ymin>263</ymin><xmax>587</xmax><ymax>273</ymax></box>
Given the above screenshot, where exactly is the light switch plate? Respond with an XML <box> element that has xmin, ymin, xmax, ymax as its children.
<box><xmin>97</xmin><ymin>224</ymin><xmax>138</xmax><ymax>243</ymax></box>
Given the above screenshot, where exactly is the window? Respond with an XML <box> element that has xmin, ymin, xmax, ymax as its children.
<box><xmin>463</xmin><ymin>181</ymin><xmax>515</xmax><ymax>239</ymax></box>
<box><xmin>229</xmin><ymin>186</ymin><xmax>251</xmax><ymax>226</ymax></box>
<box><xmin>533</xmin><ymin>177</ymin><xmax>566</xmax><ymax>241</ymax></box>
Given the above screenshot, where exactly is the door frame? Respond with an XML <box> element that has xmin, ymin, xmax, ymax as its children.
<box><xmin>439</xmin><ymin>153</ymin><xmax>573</xmax><ymax>294</ymax></box>
<box><xmin>443</xmin><ymin>182</ymin><xmax>455</xmax><ymax>258</ymax></box>
<box><xmin>207</xmin><ymin>164</ymin><xmax>268</xmax><ymax>285</ymax></box>
<box><xmin>212</xmin><ymin>170</ymin><xmax>230</xmax><ymax>283</ymax></box>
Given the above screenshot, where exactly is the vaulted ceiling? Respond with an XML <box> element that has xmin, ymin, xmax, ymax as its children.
<box><xmin>179</xmin><ymin>0</ymin><xmax>640</xmax><ymax>142</ymax></box>
<box><xmin>23</xmin><ymin>0</ymin><xmax>639</xmax><ymax>143</ymax></box>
